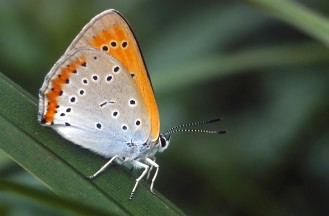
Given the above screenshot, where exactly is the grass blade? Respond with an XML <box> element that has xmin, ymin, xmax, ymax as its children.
<box><xmin>154</xmin><ymin>42</ymin><xmax>329</xmax><ymax>93</ymax></box>
<box><xmin>245</xmin><ymin>0</ymin><xmax>329</xmax><ymax>46</ymax></box>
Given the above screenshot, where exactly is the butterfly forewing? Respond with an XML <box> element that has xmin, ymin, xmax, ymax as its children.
<box><xmin>65</xmin><ymin>9</ymin><xmax>160</xmax><ymax>142</ymax></box>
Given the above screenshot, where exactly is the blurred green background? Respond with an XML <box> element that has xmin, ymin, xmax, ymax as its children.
<box><xmin>1</xmin><ymin>0</ymin><xmax>329</xmax><ymax>215</ymax></box>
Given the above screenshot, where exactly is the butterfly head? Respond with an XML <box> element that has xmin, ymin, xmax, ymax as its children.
<box><xmin>157</xmin><ymin>133</ymin><xmax>171</xmax><ymax>152</ymax></box>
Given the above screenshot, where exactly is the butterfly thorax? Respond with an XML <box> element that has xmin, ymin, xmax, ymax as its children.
<box><xmin>133</xmin><ymin>134</ymin><xmax>171</xmax><ymax>161</ymax></box>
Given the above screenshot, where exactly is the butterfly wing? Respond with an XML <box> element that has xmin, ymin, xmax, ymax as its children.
<box><xmin>64</xmin><ymin>9</ymin><xmax>160</xmax><ymax>142</ymax></box>
<box><xmin>38</xmin><ymin>47</ymin><xmax>151</xmax><ymax>158</ymax></box>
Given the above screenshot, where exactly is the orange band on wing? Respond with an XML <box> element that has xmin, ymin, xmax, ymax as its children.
<box><xmin>43</xmin><ymin>57</ymin><xmax>86</xmax><ymax>124</ymax></box>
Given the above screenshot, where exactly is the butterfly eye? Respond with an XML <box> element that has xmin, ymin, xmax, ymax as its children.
<box><xmin>160</xmin><ymin>137</ymin><xmax>167</xmax><ymax>148</ymax></box>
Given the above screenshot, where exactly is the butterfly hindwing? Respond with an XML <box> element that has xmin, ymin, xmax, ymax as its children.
<box><xmin>38</xmin><ymin>47</ymin><xmax>151</xmax><ymax>158</ymax></box>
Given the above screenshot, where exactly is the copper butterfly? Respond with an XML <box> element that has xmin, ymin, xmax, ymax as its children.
<box><xmin>38</xmin><ymin>9</ymin><xmax>226</xmax><ymax>199</ymax></box>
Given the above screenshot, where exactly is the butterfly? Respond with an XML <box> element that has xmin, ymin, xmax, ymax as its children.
<box><xmin>38</xmin><ymin>9</ymin><xmax>226</xmax><ymax>199</ymax></box>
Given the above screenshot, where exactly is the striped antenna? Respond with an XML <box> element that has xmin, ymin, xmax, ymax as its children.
<box><xmin>163</xmin><ymin>118</ymin><xmax>227</xmax><ymax>136</ymax></box>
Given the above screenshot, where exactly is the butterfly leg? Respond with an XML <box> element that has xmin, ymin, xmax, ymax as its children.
<box><xmin>87</xmin><ymin>155</ymin><xmax>119</xmax><ymax>179</ymax></box>
<box><xmin>129</xmin><ymin>160</ymin><xmax>149</xmax><ymax>200</ymax></box>
<box><xmin>145</xmin><ymin>158</ymin><xmax>159</xmax><ymax>195</ymax></box>
<box><xmin>146</xmin><ymin>157</ymin><xmax>156</xmax><ymax>180</ymax></box>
